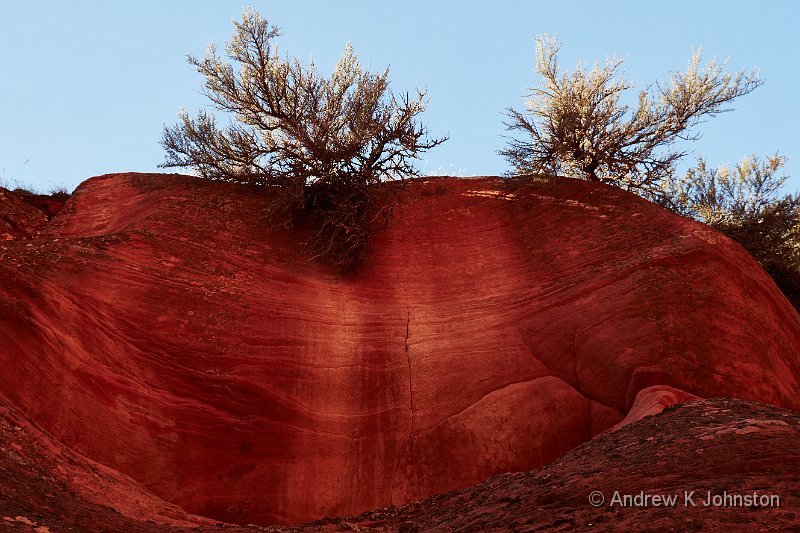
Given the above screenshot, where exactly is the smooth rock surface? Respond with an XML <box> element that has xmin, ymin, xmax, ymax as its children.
<box><xmin>610</xmin><ymin>385</ymin><xmax>701</xmax><ymax>431</ymax></box>
<box><xmin>0</xmin><ymin>173</ymin><xmax>798</xmax><ymax>525</ymax></box>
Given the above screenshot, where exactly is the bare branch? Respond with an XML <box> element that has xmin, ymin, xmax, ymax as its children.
<box><xmin>161</xmin><ymin>8</ymin><xmax>446</xmax><ymax>271</ymax></box>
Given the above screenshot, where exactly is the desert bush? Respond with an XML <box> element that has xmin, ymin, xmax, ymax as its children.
<box><xmin>161</xmin><ymin>8</ymin><xmax>445</xmax><ymax>271</ymax></box>
<box><xmin>501</xmin><ymin>35</ymin><xmax>762</xmax><ymax>195</ymax></box>
<box><xmin>661</xmin><ymin>153</ymin><xmax>800</xmax><ymax>310</ymax></box>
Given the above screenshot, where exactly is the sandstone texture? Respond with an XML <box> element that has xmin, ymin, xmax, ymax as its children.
<box><xmin>2</xmin><ymin>399</ymin><xmax>798</xmax><ymax>532</ymax></box>
<box><xmin>298</xmin><ymin>398</ymin><xmax>800</xmax><ymax>532</ymax></box>
<box><xmin>0</xmin><ymin>173</ymin><xmax>798</xmax><ymax>526</ymax></box>
<box><xmin>0</xmin><ymin>188</ymin><xmax>50</xmax><ymax>240</ymax></box>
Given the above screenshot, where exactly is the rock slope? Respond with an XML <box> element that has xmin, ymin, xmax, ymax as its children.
<box><xmin>2</xmin><ymin>398</ymin><xmax>798</xmax><ymax>532</ymax></box>
<box><xmin>298</xmin><ymin>398</ymin><xmax>800</xmax><ymax>532</ymax></box>
<box><xmin>0</xmin><ymin>173</ymin><xmax>798</xmax><ymax>526</ymax></box>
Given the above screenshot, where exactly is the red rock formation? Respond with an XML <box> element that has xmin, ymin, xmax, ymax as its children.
<box><xmin>3</xmin><ymin>398</ymin><xmax>798</xmax><ymax>532</ymax></box>
<box><xmin>0</xmin><ymin>173</ymin><xmax>798</xmax><ymax>526</ymax></box>
<box><xmin>307</xmin><ymin>398</ymin><xmax>800</xmax><ymax>532</ymax></box>
<box><xmin>0</xmin><ymin>188</ymin><xmax>49</xmax><ymax>240</ymax></box>
<box><xmin>0</xmin><ymin>187</ymin><xmax>67</xmax><ymax>241</ymax></box>
<box><xmin>0</xmin><ymin>403</ymin><xmax>216</xmax><ymax>531</ymax></box>
<box><xmin>610</xmin><ymin>385</ymin><xmax>700</xmax><ymax>430</ymax></box>
<box><xmin>9</xmin><ymin>189</ymin><xmax>68</xmax><ymax>220</ymax></box>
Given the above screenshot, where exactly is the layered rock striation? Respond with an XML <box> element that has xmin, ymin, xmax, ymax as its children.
<box><xmin>0</xmin><ymin>173</ymin><xmax>798</xmax><ymax>525</ymax></box>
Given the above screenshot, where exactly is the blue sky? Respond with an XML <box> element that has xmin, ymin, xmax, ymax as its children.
<box><xmin>1</xmin><ymin>1</ymin><xmax>797</xmax><ymax>193</ymax></box>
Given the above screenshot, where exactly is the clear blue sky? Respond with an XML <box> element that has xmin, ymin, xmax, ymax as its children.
<box><xmin>1</xmin><ymin>1</ymin><xmax>797</xmax><ymax>193</ymax></box>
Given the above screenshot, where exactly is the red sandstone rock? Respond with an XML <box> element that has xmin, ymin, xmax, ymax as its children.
<box><xmin>307</xmin><ymin>398</ymin><xmax>800</xmax><ymax>532</ymax></box>
<box><xmin>0</xmin><ymin>173</ymin><xmax>798</xmax><ymax>526</ymax></box>
<box><xmin>9</xmin><ymin>189</ymin><xmax>68</xmax><ymax>220</ymax></box>
<box><xmin>0</xmin><ymin>188</ymin><xmax>49</xmax><ymax>240</ymax></box>
<box><xmin>0</xmin><ymin>403</ymin><xmax>216</xmax><ymax>530</ymax></box>
<box><xmin>610</xmin><ymin>385</ymin><xmax>701</xmax><ymax>431</ymax></box>
<box><xmin>2</xmin><ymin>398</ymin><xmax>797</xmax><ymax>532</ymax></box>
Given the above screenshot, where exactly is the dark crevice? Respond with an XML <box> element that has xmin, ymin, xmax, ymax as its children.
<box><xmin>572</xmin><ymin>327</ymin><xmax>582</xmax><ymax>396</ymax></box>
<box><xmin>389</xmin><ymin>309</ymin><xmax>414</xmax><ymax>504</ymax></box>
